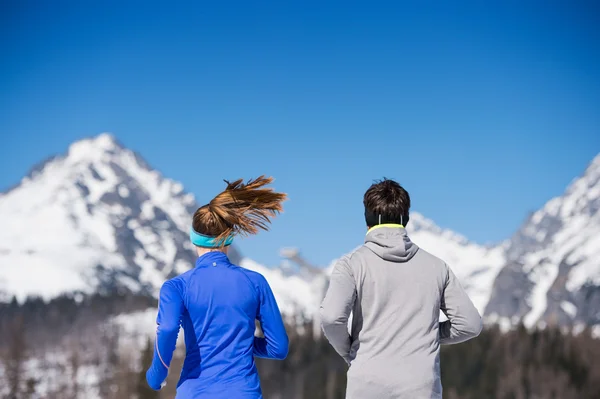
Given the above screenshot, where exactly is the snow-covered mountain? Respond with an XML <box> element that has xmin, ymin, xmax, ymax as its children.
<box><xmin>1</xmin><ymin>133</ymin><xmax>599</xmax><ymax>331</ymax></box>
<box><xmin>0</xmin><ymin>133</ymin><xmax>199</xmax><ymax>302</ymax></box>
<box><xmin>0</xmin><ymin>133</ymin><xmax>322</xmax><ymax>319</ymax></box>
<box><xmin>485</xmin><ymin>153</ymin><xmax>600</xmax><ymax>329</ymax></box>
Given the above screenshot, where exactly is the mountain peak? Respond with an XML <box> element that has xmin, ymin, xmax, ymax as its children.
<box><xmin>584</xmin><ymin>152</ymin><xmax>600</xmax><ymax>180</ymax></box>
<box><xmin>0</xmin><ymin>132</ymin><xmax>201</xmax><ymax>302</ymax></box>
<box><xmin>66</xmin><ymin>133</ymin><xmax>125</xmax><ymax>164</ymax></box>
<box><xmin>409</xmin><ymin>212</ymin><xmax>471</xmax><ymax>246</ymax></box>
<box><xmin>592</xmin><ymin>152</ymin><xmax>600</xmax><ymax>167</ymax></box>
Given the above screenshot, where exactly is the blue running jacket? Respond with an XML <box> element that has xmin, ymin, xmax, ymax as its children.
<box><xmin>146</xmin><ymin>251</ymin><xmax>289</xmax><ymax>398</ymax></box>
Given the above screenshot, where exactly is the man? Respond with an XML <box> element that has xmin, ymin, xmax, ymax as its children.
<box><xmin>320</xmin><ymin>178</ymin><xmax>482</xmax><ymax>399</ymax></box>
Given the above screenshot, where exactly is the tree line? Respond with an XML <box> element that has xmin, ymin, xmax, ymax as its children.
<box><xmin>1</xmin><ymin>295</ymin><xmax>599</xmax><ymax>398</ymax></box>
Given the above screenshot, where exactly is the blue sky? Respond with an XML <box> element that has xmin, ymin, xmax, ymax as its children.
<box><xmin>1</xmin><ymin>1</ymin><xmax>599</xmax><ymax>267</ymax></box>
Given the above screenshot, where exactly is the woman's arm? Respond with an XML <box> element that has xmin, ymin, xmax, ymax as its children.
<box><xmin>253</xmin><ymin>275</ymin><xmax>289</xmax><ymax>360</ymax></box>
<box><xmin>146</xmin><ymin>279</ymin><xmax>184</xmax><ymax>390</ymax></box>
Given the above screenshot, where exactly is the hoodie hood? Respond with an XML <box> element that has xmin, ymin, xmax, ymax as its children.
<box><xmin>364</xmin><ymin>225</ymin><xmax>419</xmax><ymax>262</ymax></box>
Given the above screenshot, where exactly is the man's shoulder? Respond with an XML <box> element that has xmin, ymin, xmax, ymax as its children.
<box><xmin>334</xmin><ymin>245</ymin><xmax>370</xmax><ymax>264</ymax></box>
<box><xmin>356</xmin><ymin>240</ymin><xmax>448</xmax><ymax>270</ymax></box>
<box><xmin>333</xmin><ymin>242</ymin><xmax>449</xmax><ymax>273</ymax></box>
<box><xmin>413</xmin><ymin>245</ymin><xmax>444</xmax><ymax>261</ymax></box>
<box><xmin>330</xmin><ymin>245</ymin><xmax>381</xmax><ymax>277</ymax></box>
<box><xmin>411</xmin><ymin>246</ymin><xmax>449</xmax><ymax>271</ymax></box>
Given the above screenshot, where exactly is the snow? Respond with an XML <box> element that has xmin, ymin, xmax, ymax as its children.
<box><xmin>173</xmin><ymin>258</ymin><xmax>191</xmax><ymax>276</ymax></box>
<box><xmin>544</xmin><ymin>197</ymin><xmax>562</xmax><ymax>216</ymax></box>
<box><xmin>0</xmin><ymin>162</ymin><xmax>124</xmax><ymax>301</ymax></box>
<box><xmin>485</xmin><ymin>313</ymin><xmax>513</xmax><ymax>333</ymax></box>
<box><xmin>524</xmin><ymin>259</ymin><xmax>559</xmax><ymax>327</ymax></box>
<box><xmin>11</xmin><ymin>355</ymin><xmax>102</xmax><ymax>399</ymax></box>
<box><xmin>530</xmin><ymin>172</ymin><xmax>600</xmax><ymax>293</ymax></box>
<box><xmin>82</xmin><ymin>207</ymin><xmax>118</xmax><ymax>252</ymax></box>
<box><xmin>111</xmin><ymin>308</ymin><xmax>172</xmax><ymax>347</ymax></box>
<box><xmin>560</xmin><ymin>301</ymin><xmax>577</xmax><ymax>318</ymax></box>
<box><xmin>141</xmin><ymin>200</ymin><xmax>155</xmax><ymax>219</ymax></box>
<box><xmin>565</xmin><ymin>213</ymin><xmax>600</xmax><ymax>291</ymax></box>
<box><xmin>531</xmin><ymin>210</ymin><xmax>544</xmax><ymax>224</ymax></box>
<box><xmin>589</xmin><ymin>183</ymin><xmax>600</xmax><ymax>201</ymax></box>
<box><xmin>171</xmin><ymin>182</ymin><xmax>184</xmax><ymax>195</ymax></box>
<box><xmin>118</xmin><ymin>184</ymin><xmax>130</xmax><ymax>198</ymax></box>
<box><xmin>561</xmin><ymin>183</ymin><xmax>582</xmax><ymax>217</ymax></box>
<box><xmin>572</xmin><ymin>322</ymin><xmax>586</xmax><ymax>336</ymax></box>
<box><xmin>135</xmin><ymin>249</ymin><xmax>163</xmax><ymax>292</ymax></box>
<box><xmin>0</xmin><ymin>251</ymin><xmax>93</xmax><ymax>302</ymax></box>
<box><xmin>0</xmin><ymin>133</ymin><xmax>196</xmax><ymax>302</ymax></box>
<box><xmin>505</xmin><ymin>152</ymin><xmax>600</xmax><ymax>326</ymax></box>
<box><xmin>241</xmin><ymin>258</ymin><xmax>322</xmax><ymax>319</ymax></box>
<box><xmin>85</xmin><ymin>163</ymin><xmax>114</xmax><ymax>203</ymax></box>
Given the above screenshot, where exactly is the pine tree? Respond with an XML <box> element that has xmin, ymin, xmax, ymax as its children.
<box><xmin>3</xmin><ymin>314</ymin><xmax>27</xmax><ymax>399</ymax></box>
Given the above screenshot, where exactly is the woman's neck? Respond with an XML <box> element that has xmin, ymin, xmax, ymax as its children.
<box><xmin>195</xmin><ymin>246</ymin><xmax>229</xmax><ymax>257</ymax></box>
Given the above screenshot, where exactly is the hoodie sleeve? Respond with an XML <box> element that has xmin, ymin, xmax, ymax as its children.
<box><xmin>253</xmin><ymin>274</ymin><xmax>289</xmax><ymax>360</ymax></box>
<box><xmin>146</xmin><ymin>280</ymin><xmax>184</xmax><ymax>390</ymax></box>
<box><xmin>319</xmin><ymin>256</ymin><xmax>356</xmax><ymax>363</ymax></box>
<box><xmin>439</xmin><ymin>264</ymin><xmax>483</xmax><ymax>345</ymax></box>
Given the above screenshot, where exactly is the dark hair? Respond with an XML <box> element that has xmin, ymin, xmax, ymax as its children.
<box><xmin>363</xmin><ymin>178</ymin><xmax>411</xmax><ymax>227</ymax></box>
<box><xmin>192</xmin><ymin>176</ymin><xmax>287</xmax><ymax>247</ymax></box>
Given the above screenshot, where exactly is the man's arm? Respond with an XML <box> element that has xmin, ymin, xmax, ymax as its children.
<box><xmin>439</xmin><ymin>264</ymin><xmax>483</xmax><ymax>345</ymax></box>
<box><xmin>319</xmin><ymin>256</ymin><xmax>356</xmax><ymax>363</ymax></box>
<box><xmin>146</xmin><ymin>280</ymin><xmax>184</xmax><ymax>390</ymax></box>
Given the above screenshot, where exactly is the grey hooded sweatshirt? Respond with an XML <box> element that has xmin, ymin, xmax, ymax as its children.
<box><xmin>320</xmin><ymin>226</ymin><xmax>483</xmax><ymax>399</ymax></box>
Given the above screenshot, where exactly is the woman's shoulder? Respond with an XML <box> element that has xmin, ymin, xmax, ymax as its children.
<box><xmin>232</xmin><ymin>264</ymin><xmax>266</xmax><ymax>282</ymax></box>
<box><xmin>228</xmin><ymin>264</ymin><xmax>271</xmax><ymax>293</ymax></box>
<box><xmin>159</xmin><ymin>274</ymin><xmax>188</xmax><ymax>297</ymax></box>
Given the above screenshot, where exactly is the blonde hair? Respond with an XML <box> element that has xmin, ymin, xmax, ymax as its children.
<box><xmin>192</xmin><ymin>176</ymin><xmax>287</xmax><ymax>247</ymax></box>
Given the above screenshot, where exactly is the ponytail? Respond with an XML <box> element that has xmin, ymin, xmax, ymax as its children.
<box><xmin>192</xmin><ymin>176</ymin><xmax>287</xmax><ymax>248</ymax></box>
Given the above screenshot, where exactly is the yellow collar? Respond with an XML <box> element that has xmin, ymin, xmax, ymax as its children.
<box><xmin>366</xmin><ymin>223</ymin><xmax>405</xmax><ymax>234</ymax></box>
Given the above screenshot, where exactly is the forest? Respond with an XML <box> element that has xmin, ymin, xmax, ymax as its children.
<box><xmin>1</xmin><ymin>294</ymin><xmax>599</xmax><ymax>399</ymax></box>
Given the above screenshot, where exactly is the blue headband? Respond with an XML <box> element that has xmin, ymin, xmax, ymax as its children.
<box><xmin>190</xmin><ymin>228</ymin><xmax>234</xmax><ymax>248</ymax></box>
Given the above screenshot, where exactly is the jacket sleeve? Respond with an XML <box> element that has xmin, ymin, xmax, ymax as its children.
<box><xmin>319</xmin><ymin>256</ymin><xmax>356</xmax><ymax>363</ymax></box>
<box><xmin>253</xmin><ymin>275</ymin><xmax>289</xmax><ymax>360</ymax></box>
<box><xmin>146</xmin><ymin>280</ymin><xmax>184</xmax><ymax>390</ymax></box>
<box><xmin>439</xmin><ymin>264</ymin><xmax>483</xmax><ymax>345</ymax></box>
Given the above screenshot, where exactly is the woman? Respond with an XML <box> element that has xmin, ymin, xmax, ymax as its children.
<box><xmin>146</xmin><ymin>176</ymin><xmax>289</xmax><ymax>398</ymax></box>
